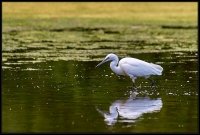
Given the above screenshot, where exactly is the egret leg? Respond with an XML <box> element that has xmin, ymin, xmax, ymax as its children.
<box><xmin>131</xmin><ymin>78</ymin><xmax>142</xmax><ymax>90</ymax></box>
<box><xmin>131</xmin><ymin>78</ymin><xmax>137</xmax><ymax>89</ymax></box>
<box><xmin>127</xmin><ymin>75</ymin><xmax>139</xmax><ymax>90</ymax></box>
<box><xmin>148</xmin><ymin>78</ymin><xmax>156</xmax><ymax>87</ymax></box>
<box><xmin>129</xmin><ymin>84</ymin><xmax>137</xmax><ymax>98</ymax></box>
<box><xmin>132</xmin><ymin>81</ymin><xmax>136</xmax><ymax>87</ymax></box>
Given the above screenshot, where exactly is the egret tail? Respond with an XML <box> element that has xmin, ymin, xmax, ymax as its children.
<box><xmin>150</xmin><ymin>63</ymin><xmax>163</xmax><ymax>75</ymax></box>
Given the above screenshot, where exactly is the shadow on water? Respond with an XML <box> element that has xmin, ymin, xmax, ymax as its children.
<box><xmin>96</xmin><ymin>89</ymin><xmax>163</xmax><ymax>126</ymax></box>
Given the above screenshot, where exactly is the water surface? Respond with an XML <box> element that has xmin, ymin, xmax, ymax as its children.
<box><xmin>2</xmin><ymin>8</ymin><xmax>198</xmax><ymax>132</ymax></box>
<box><xmin>2</xmin><ymin>51</ymin><xmax>198</xmax><ymax>133</ymax></box>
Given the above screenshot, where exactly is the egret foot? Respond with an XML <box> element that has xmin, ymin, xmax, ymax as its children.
<box><xmin>132</xmin><ymin>82</ymin><xmax>136</xmax><ymax>88</ymax></box>
<box><xmin>131</xmin><ymin>83</ymin><xmax>141</xmax><ymax>90</ymax></box>
<box><xmin>130</xmin><ymin>91</ymin><xmax>139</xmax><ymax>99</ymax></box>
<box><xmin>148</xmin><ymin>78</ymin><xmax>156</xmax><ymax>87</ymax></box>
<box><xmin>127</xmin><ymin>82</ymin><xmax>137</xmax><ymax>90</ymax></box>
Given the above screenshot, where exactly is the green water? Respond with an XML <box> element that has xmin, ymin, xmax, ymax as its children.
<box><xmin>2</xmin><ymin>51</ymin><xmax>198</xmax><ymax>133</ymax></box>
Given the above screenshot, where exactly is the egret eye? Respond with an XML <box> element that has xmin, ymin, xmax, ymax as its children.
<box><xmin>105</xmin><ymin>57</ymin><xmax>109</xmax><ymax>61</ymax></box>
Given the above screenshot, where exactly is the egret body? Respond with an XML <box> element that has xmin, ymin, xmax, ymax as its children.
<box><xmin>96</xmin><ymin>53</ymin><xmax>163</xmax><ymax>85</ymax></box>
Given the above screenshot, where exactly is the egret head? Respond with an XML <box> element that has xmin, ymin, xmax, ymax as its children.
<box><xmin>96</xmin><ymin>53</ymin><xmax>117</xmax><ymax>67</ymax></box>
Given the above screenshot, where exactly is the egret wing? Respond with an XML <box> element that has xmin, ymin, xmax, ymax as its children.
<box><xmin>119</xmin><ymin>58</ymin><xmax>162</xmax><ymax>77</ymax></box>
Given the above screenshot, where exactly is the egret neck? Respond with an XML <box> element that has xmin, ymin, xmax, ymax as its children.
<box><xmin>110</xmin><ymin>57</ymin><xmax>124</xmax><ymax>75</ymax></box>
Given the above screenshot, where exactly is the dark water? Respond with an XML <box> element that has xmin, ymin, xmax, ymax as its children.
<box><xmin>2</xmin><ymin>51</ymin><xmax>198</xmax><ymax>133</ymax></box>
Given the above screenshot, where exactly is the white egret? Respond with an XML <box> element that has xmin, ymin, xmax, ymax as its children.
<box><xmin>96</xmin><ymin>53</ymin><xmax>163</xmax><ymax>86</ymax></box>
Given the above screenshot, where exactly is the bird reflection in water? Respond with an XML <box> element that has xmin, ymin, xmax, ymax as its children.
<box><xmin>96</xmin><ymin>91</ymin><xmax>162</xmax><ymax>126</ymax></box>
<box><xmin>96</xmin><ymin>106</ymin><xmax>119</xmax><ymax>126</ymax></box>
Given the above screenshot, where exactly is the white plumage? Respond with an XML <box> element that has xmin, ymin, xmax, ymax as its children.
<box><xmin>96</xmin><ymin>53</ymin><xmax>163</xmax><ymax>84</ymax></box>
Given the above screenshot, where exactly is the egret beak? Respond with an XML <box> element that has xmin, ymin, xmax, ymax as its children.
<box><xmin>96</xmin><ymin>58</ymin><xmax>109</xmax><ymax>68</ymax></box>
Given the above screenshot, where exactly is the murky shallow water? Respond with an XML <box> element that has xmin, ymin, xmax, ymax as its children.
<box><xmin>2</xmin><ymin>51</ymin><xmax>198</xmax><ymax>133</ymax></box>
